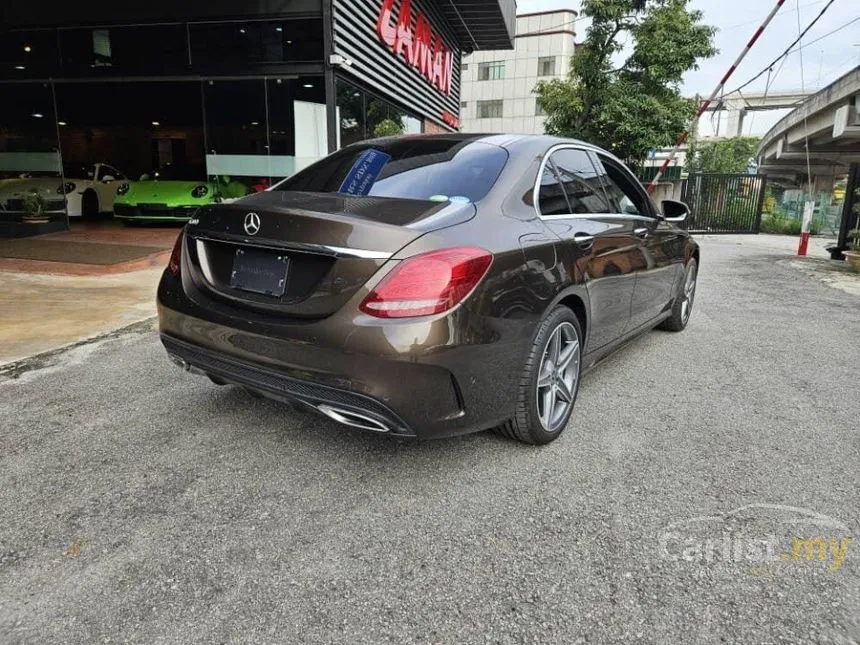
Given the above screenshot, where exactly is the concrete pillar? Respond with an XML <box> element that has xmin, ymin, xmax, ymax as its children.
<box><xmin>832</xmin><ymin>163</ymin><xmax>860</xmax><ymax>260</ymax></box>
<box><xmin>813</xmin><ymin>174</ymin><xmax>835</xmax><ymax>193</ymax></box>
<box><xmin>726</xmin><ymin>108</ymin><xmax>747</xmax><ymax>138</ymax></box>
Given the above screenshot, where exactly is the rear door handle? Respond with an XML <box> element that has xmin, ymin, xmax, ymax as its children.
<box><xmin>634</xmin><ymin>227</ymin><xmax>650</xmax><ymax>239</ymax></box>
<box><xmin>572</xmin><ymin>232</ymin><xmax>594</xmax><ymax>249</ymax></box>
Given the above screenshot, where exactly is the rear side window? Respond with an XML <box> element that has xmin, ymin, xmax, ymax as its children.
<box><xmin>537</xmin><ymin>166</ymin><xmax>570</xmax><ymax>216</ymax></box>
<box><xmin>275</xmin><ymin>139</ymin><xmax>508</xmax><ymax>203</ymax></box>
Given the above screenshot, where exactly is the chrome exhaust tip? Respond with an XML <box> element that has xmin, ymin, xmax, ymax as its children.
<box><xmin>316</xmin><ymin>404</ymin><xmax>391</xmax><ymax>433</ymax></box>
<box><xmin>167</xmin><ymin>354</ymin><xmax>206</xmax><ymax>376</ymax></box>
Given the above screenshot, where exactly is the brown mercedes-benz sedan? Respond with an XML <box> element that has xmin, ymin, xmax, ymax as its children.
<box><xmin>157</xmin><ymin>134</ymin><xmax>699</xmax><ymax>444</ymax></box>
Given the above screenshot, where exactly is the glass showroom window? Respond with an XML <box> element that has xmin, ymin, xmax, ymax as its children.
<box><xmin>537</xmin><ymin>56</ymin><xmax>556</xmax><ymax>77</ymax></box>
<box><xmin>336</xmin><ymin>79</ymin><xmax>421</xmax><ymax>148</ymax></box>
<box><xmin>58</xmin><ymin>25</ymin><xmax>188</xmax><ymax>74</ymax></box>
<box><xmin>54</xmin><ymin>80</ymin><xmax>205</xmax><ymax>184</ymax></box>
<box><xmin>0</xmin><ymin>82</ymin><xmax>64</xmax><ymax>220</ymax></box>
<box><xmin>190</xmin><ymin>19</ymin><xmax>323</xmax><ymax>69</ymax></box>
<box><xmin>477</xmin><ymin>100</ymin><xmax>504</xmax><ymax>119</ymax></box>
<box><xmin>203</xmin><ymin>76</ymin><xmax>327</xmax><ymax>191</ymax></box>
<box><xmin>267</xmin><ymin>76</ymin><xmax>327</xmax><ymax>176</ymax></box>
<box><xmin>477</xmin><ymin>61</ymin><xmax>505</xmax><ymax>81</ymax></box>
<box><xmin>0</xmin><ymin>29</ymin><xmax>60</xmax><ymax>78</ymax></box>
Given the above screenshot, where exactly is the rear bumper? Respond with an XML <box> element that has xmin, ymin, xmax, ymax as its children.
<box><xmin>161</xmin><ymin>333</ymin><xmax>416</xmax><ymax>435</ymax></box>
<box><xmin>157</xmin><ymin>270</ymin><xmax>533</xmax><ymax>439</ymax></box>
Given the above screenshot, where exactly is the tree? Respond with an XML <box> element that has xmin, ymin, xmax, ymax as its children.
<box><xmin>685</xmin><ymin>137</ymin><xmax>760</xmax><ymax>174</ymax></box>
<box><xmin>534</xmin><ymin>0</ymin><xmax>716</xmax><ymax>169</ymax></box>
<box><xmin>372</xmin><ymin>118</ymin><xmax>404</xmax><ymax>138</ymax></box>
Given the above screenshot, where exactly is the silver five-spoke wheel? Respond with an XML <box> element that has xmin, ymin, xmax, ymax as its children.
<box><xmin>680</xmin><ymin>261</ymin><xmax>697</xmax><ymax>325</ymax></box>
<box><xmin>536</xmin><ymin>321</ymin><xmax>581</xmax><ymax>433</ymax></box>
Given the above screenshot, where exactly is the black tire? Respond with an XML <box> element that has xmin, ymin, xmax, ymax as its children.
<box><xmin>659</xmin><ymin>258</ymin><xmax>698</xmax><ymax>332</ymax></box>
<box><xmin>496</xmin><ymin>306</ymin><xmax>583</xmax><ymax>445</ymax></box>
<box><xmin>81</xmin><ymin>190</ymin><xmax>99</xmax><ymax>219</ymax></box>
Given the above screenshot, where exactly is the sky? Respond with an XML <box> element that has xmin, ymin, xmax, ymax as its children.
<box><xmin>515</xmin><ymin>0</ymin><xmax>860</xmax><ymax>136</ymax></box>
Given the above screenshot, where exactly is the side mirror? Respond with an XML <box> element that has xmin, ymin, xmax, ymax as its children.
<box><xmin>102</xmin><ymin>175</ymin><xmax>115</xmax><ymax>183</ymax></box>
<box><xmin>662</xmin><ymin>199</ymin><xmax>690</xmax><ymax>223</ymax></box>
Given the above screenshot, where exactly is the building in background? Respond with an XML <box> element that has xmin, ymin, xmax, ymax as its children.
<box><xmin>0</xmin><ymin>0</ymin><xmax>515</xmax><ymax>236</ymax></box>
<box><xmin>459</xmin><ymin>9</ymin><xmax>577</xmax><ymax>135</ymax></box>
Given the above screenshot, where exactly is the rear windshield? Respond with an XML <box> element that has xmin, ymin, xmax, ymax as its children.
<box><xmin>275</xmin><ymin>138</ymin><xmax>508</xmax><ymax>203</ymax></box>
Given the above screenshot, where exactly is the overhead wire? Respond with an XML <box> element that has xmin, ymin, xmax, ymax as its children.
<box><xmin>724</xmin><ymin>0</ymin><xmax>839</xmax><ymax>96</ymax></box>
<box><xmin>795</xmin><ymin>0</ymin><xmax>815</xmax><ymax>198</ymax></box>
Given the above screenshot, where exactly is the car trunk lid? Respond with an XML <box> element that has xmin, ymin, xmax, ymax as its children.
<box><xmin>184</xmin><ymin>190</ymin><xmax>475</xmax><ymax>318</ymax></box>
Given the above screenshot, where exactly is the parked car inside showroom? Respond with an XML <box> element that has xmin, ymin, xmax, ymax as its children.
<box><xmin>113</xmin><ymin>162</ymin><xmax>250</xmax><ymax>224</ymax></box>
<box><xmin>157</xmin><ymin>134</ymin><xmax>699</xmax><ymax>444</ymax></box>
<box><xmin>0</xmin><ymin>163</ymin><xmax>125</xmax><ymax>218</ymax></box>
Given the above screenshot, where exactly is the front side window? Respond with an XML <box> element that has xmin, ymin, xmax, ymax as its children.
<box><xmin>276</xmin><ymin>138</ymin><xmax>508</xmax><ymax>204</ymax></box>
<box><xmin>477</xmin><ymin>100</ymin><xmax>504</xmax><ymax>119</ymax></box>
<box><xmin>477</xmin><ymin>61</ymin><xmax>505</xmax><ymax>81</ymax></box>
<box><xmin>549</xmin><ymin>149</ymin><xmax>612</xmax><ymax>214</ymax></box>
<box><xmin>595</xmin><ymin>154</ymin><xmax>651</xmax><ymax>216</ymax></box>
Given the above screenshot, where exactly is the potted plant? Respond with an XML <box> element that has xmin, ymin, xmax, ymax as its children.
<box><xmin>845</xmin><ymin>228</ymin><xmax>860</xmax><ymax>272</ymax></box>
<box><xmin>22</xmin><ymin>191</ymin><xmax>49</xmax><ymax>224</ymax></box>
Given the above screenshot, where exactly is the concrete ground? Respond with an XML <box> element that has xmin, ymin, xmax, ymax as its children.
<box><xmin>0</xmin><ymin>268</ymin><xmax>163</xmax><ymax>364</ymax></box>
<box><xmin>1</xmin><ymin>235</ymin><xmax>859</xmax><ymax>643</ymax></box>
<box><xmin>0</xmin><ymin>220</ymin><xmax>177</xmax><ymax>364</ymax></box>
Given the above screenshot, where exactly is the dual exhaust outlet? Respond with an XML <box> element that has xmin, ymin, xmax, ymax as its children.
<box><xmin>169</xmin><ymin>354</ymin><xmax>392</xmax><ymax>434</ymax></box>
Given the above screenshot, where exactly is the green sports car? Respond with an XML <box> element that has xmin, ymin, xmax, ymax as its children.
<box><xmin>113</xmin><ymin>163</ymin><xmax>250</xmax><ymax>223</ymax></box>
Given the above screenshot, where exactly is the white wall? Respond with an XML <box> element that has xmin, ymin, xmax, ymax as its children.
<box><xmin>460</xmin><ymin>10</ymin><xmax>576</xmax><ymax>135</ymax></box>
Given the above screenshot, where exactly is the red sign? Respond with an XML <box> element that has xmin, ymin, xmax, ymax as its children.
<box><xmin>376</xmin><ymin>0</ymin><xmax>454</xmax><ymax>96</ymax></box>
<box><xmin>441</xmin><ymin>111</ymin><xmax>460</xmax><ymax>129</ymax></box>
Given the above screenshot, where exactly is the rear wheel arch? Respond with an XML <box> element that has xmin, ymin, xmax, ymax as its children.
<box><xmin>557</xmin><ymin>294</ymin><xmax>588</xmax><ymax>351</ymax></box>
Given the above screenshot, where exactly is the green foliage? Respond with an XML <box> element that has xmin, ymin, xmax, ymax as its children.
<box><xmin>22</xmin><ymin>192</ymin><xmax>47</xmax><ymax>220</ymax></box>
<box><xmin>534</xmin><ymin>0</ymin><xmax>716</xmax><ymax>167</ymax></box>
<box><xmin>760</xmin><ymin>212</ymin><xmax>822</xmax><ymax>236</ymax></box>
<box><xmin>686</xmin><ymin>137</ymin><xmax>760</xmax><ymax>174</ymax></box>
<box><xmin>372</xmin><ymin>118</ymin><xmax>404</xmax><ymax>138</ymax></box>
<box><xmin>848</xmin><ymin>229</ymin><xmax>860</xmax><ymax>252</ymax></box>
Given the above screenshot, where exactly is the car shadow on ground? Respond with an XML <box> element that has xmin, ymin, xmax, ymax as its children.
<box><xmin>187</xmin><ymin>380</ymin><xmax>519</xmax><ymax>474</ymax></box>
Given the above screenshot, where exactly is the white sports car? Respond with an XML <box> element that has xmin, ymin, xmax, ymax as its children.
<box><xmin>0</xmin><ymin>163</ymin><xmax>127</xmax><ymax>218</ymax></box>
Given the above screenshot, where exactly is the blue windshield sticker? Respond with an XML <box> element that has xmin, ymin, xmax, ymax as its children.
<box><xmin>449</xmin><ymin>195</ymin><xmax>471</xmax><ymax>204</ymax></box>
<box><xmin>338</xmin><ymin>149</ymin><xmax>391</xmax><ymax>196</ymax></box>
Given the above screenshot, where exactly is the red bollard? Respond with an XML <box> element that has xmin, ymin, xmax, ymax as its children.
<box><xmin>797</xmin><ymin>231</ymin><xmax>809</xmax><ymax>256</ymax></box>
<box><xmin>797</xmin><ymin>202</ymin><xmax>814</xmax><ymax>257</ymax></box>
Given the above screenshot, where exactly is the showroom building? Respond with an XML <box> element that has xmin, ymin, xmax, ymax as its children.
<box><xmin>0</xmin><ymin>0</ymin><xmax>514</xmax><ymax>235</ymax></box>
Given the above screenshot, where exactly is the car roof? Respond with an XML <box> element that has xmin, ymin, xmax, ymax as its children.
<box><xmin>363</xmin><ymin>133</ymin><xmax>623</xmax><ymax>166</ymax></box>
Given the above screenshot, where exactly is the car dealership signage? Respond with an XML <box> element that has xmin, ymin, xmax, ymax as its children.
<box><xmin>376</xmin><ymin>0</ymin><xmax>454</xmax><ymax>96</ymax></box>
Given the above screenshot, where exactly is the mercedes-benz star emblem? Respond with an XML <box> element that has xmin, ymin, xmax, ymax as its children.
<box><xmin>244</xmin><ymin>212</ymin><xmax>261</xmax><ymax>236</ymax></box>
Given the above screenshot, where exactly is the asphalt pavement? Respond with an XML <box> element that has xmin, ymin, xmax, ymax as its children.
<box><xmin>1</xmin><ymin>236</ymin><xmax>859</xmax><ymax>644</ymax></box>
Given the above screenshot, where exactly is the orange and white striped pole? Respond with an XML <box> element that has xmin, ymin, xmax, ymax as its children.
<box><xmin>646</xmin><ymin>0</ymin><xmax>788</xmax><ymax>194</ymax></box>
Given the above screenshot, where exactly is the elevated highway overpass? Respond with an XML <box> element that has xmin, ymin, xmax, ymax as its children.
<box><xmin>756</xmin><ymin>66</ymin><xmax>860</xmax><ymax>259</ymax></box>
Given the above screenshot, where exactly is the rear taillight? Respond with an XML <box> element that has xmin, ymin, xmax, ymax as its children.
<box><xmin>359</xmin><ymin>247</ymin><xmax>493</xmax><ymax>318</ymax></box>
<box><xmin>167</xmin><ymin>231</ymin><xmax>184</xmax><ymax>276</ymax></box>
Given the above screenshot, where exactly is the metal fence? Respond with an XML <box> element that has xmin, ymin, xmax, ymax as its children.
<box><xmin>681</xmin><ymin>173</ymin><xmax>767</xmax><ymax>234</ymax></box>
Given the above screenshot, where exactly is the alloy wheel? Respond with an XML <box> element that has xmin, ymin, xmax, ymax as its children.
<box><xmin>536</xmin><ymin>321</ymin><xmax>581</xmax><ymax>432</ymax></box>
<box><xmin>681</xmin><ymin>262</ymin><xmax>697</xmax><ymax>325</ymax></box>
